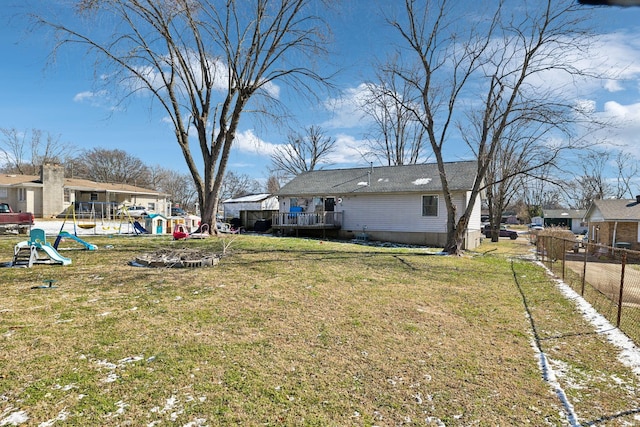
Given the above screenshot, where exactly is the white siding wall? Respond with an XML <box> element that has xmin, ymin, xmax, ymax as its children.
<box><xmin>223</xmin><ymin>196</ymin><xmax>278</xmax><ymax>218</ymax></box>
<box><xmin>466</xmin><ymin>192</ymin><xmax>482</xmax><ymax>232</ymax></box>
<box><xmin>338</xmin><ymin>192</ymin><xmax>468</xmax><ymax>233</ymax></box>
<box><xmin>224</xmin><ymin>202</ymin><xmax>259</xmax><ymax>218</ymax></box>
<box><xmin>262</xmin><ymin>196</ymin><xmax>279</xmax><ymax>210</ymax></box>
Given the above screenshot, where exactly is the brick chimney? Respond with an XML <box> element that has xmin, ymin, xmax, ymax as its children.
<box><xmin>41</xmin><ymin>164</ymin><xmax>65</xmax><ymax>217</ymax></box>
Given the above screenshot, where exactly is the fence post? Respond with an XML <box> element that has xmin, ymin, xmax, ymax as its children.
<box><xmin>616</xmin><ymin>250</ymin><xmax>627</xmax><ymax>328</ymax></box>
<box><xmin>581</xmin><ymin>242</ymin><xmax>587</xmax><ymax>296</ymax></box>
<box><xmin>561</xmin><ymin>238</ymin><xmax>566</xmax><ymax>281</ymax></box>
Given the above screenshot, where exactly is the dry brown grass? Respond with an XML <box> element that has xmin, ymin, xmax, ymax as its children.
<box><xmin>1</xmin><ymin>233</ymin><xmax>640</xmax><ymax>425</ymax></box>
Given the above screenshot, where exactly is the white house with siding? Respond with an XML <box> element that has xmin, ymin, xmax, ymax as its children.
<box><xmin>273</xmin><ymin>161</ymin><xmax>483</xmax><ymax>249</ymax></box>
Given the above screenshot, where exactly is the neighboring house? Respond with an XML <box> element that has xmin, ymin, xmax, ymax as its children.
<box><xmin>543</xmin><ymin>209</ymin><xmax>587</xmax><ymax>234</ymax></box>
<box><xmin>274</xmin><ymin>161</ymin><xmax>483</xmax><ymax>249</ymax></box>
<box><xmin>0</xmin><ymin>164</ymin><xmax>169</xmax><ymax>218</ymax></box>
<box><xmin>222</xmin><ymin>193</ymin><xmax>278</xmax><ymax>230</ymax></box>
<box><xmin>584</xmin><ymin>198</ymin><xmax>640</xmax><ymax>250</ymax></box>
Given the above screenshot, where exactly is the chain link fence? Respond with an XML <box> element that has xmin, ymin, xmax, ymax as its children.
<box><xmin>535</xmin><ymin>235</ymin><xmax>640</xmax><ymax>346</ymax></box>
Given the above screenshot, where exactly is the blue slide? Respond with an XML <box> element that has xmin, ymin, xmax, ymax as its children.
<box><xmin>56</xmin><ymin>231</ymin><xmax>98</xmax><ymax>250</ymax></box>
<box><xmin>38</xmin><ymin>243</ymin><xmax>72</xmax><ymax>266</ymax></box>
<box><xmin>133</xmin><ymin>221</ymin><xmax>149</xmax><ymax>234</ymax></box>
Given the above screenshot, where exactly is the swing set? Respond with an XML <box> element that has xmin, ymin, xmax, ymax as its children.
<box><xmin>62</xmin><ymin>202</ymin><xmax>145</xmax><ymax>235</ymax></box>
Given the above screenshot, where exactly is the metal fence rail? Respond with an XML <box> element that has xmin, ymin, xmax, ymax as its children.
<box><xmin>535</xmin><ymin>235</ymin><xmax>640</xmax><ymax>345</ymax></box>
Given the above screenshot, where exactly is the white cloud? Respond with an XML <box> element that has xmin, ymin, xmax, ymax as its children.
<box><xmin>325</xmin><ymin>133</ymin><xmax>366</xmax><ymax>164</ymax></box>
<box><xmin>603</xmin><ymin>101</ymin><xmax>640</xmax><ymax>121</ymax></box>
<box><xmin>321</xmin><ymin>84</ymin><xmax>371</xmax><ymax>129</ymax></box>
<box><xmin>73</xmin><ymin>90</ymin><xmax>108</xmax><ymax>105</ymax></box>
<box><xmin>232</xmin><ymin>129</ymin><xmax>279</xmax><ymax>156</ymax></box>
<box><xmin>550</xmin><ymin>32</ymin><xmax>640</xmax><ymax>97</ymax></box>
<box><xmin>127</xmin><ymin>52</ymin><xmax>280</xmax><ymax>100</ymax></box>
<box><xmin>587</xmin><ymin>101</ymin><xmax>640</xmax><ymax>158</ymax></box>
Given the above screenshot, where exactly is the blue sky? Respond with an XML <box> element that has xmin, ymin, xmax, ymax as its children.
<box><xmin>1</xmin><ymin>1</ymin><xmax>640</xmax><ymax>184</ymax></box>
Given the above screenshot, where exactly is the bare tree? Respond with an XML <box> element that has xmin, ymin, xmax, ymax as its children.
<box><xmin>220</xmin><ymin>171</ymin><xmax>262</xmax><ymax>200</ymax></box>
<box><xmin>270</xmin><ymin>125</ymin><xmax>335</xmax><ymax>178</ymax></box>
<box><xmin>265</xmin><ymin>174</ymin><xmax>281</xmax><ymax>193</ymax></box>
<box><xmin>464</xmin><ymin>109</ymin><xmax>566</xmax><ymax>241</ymax></box>
<box><xmin>0</xmin><ymin>128</ymin><xmax>76</xmax><ymax>175</ymax></box>
<box><xmin>613</xmin><ymin>151</ymin><xmax>639</xmax><ymax>199</ymax></box>
<box><xmin>361</xmin><ymin>64</ymin><xmax>428</xmax><ymax>166</ymax></box>
<box><xmin>39</xmin><ymin>0</ymin><xmax>333</xmax><ymax>230</ymax></box>
<box><xmin>148</xmin><ymin>165</ymin><xmax>198</xmax><ymax>211</ymax></box>
<box><xmin>517</xmin><ymin>165</ymin><xmax>564</xmax><ymax>221</ymax></box>
<box><xmin>80</xmin><ymin>148</ymin><xmax>151</xmax><ymax>187</ymax></box>
<box><xmin>565</xmin><ymin>150</ymin><xmax>614</xmax><ymax>209</ymax></box>
<box><xmin>387</xmin><ymin>0</ymin><xmax>596</xmax><ymax>254</ymax></box>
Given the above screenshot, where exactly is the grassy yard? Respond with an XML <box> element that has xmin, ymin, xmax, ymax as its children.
<box><xmin>1</xmin><ymin>233</ymin><xmax>640</xmax><ymax>426</ymax></box>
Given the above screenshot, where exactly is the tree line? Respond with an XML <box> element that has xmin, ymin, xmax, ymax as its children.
<box><xmin>0</xmin><ymin>127</ymin><xmax>270</xmax><ymax>212</ymax></box>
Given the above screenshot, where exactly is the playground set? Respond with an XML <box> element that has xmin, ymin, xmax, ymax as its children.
<box><xmin>66</xmin><ymin>203</ymin><xmax>150</xmax><ymax>235</ymax></box>
<box><xmin>11</xmin><ymin>205</ymin><xmax>103</xmax><ymax>268</ymax></box>
<box><xmin>13</xmin><ymin>228</ymin><xmax>76</xmax><ymax>267</ymax></box>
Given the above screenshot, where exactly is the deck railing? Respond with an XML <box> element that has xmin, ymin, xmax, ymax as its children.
<box><xmin>272</xmin><ymin>211</ymin><xmax>342</xmax><ymax>228</ymax></box>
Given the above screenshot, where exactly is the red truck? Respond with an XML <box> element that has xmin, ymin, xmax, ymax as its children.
<box><xmin>0</xmin><ymin>203</ymin><xmax>34</xmax><ymax>234</ymax></box>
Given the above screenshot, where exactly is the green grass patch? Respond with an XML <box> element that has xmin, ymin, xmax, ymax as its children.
<box><xmin>0</xmin><ymin>233</ymin><xmax>639</xmax><ymax>425</ymax></box>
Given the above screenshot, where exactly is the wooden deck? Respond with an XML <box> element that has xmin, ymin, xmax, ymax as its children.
<box><xmin>271</xmin><ymin>212</ymin><xmax>342</xmax><ymax>234</ymax></box>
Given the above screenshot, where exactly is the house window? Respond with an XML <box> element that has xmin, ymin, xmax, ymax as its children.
<box><xmin>64</xmin><ymin>189</ymin><xmax>70</xmax><ymax>203</ymax></box>
<box><xmin>90</xmin><ymin>193</ymin><xmax>98</xmax><ymax>201</ymax></box>
<box><xmin>18</xmin><ymin>188</ymin><xmax>26</xmax><ymax>202</ymax></box>
<box><xmin>422</xmin><ymin>195</ymin><xmax>438</xmax><ymax>217</ymax></box>
<box><xmin>147</xmin><ymin>202</ymin><xmax>156</xmax><ymax>211</ymax></box>
<box><xmin>0</xmin><ymin>188</ymin><xmax>7</xmax><ymax>199</ymax></box>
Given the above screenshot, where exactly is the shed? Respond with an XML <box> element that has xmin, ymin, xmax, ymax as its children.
<box><xmin>222</xmin><ymin>193</ymin><xmax>278</xmax><ymax>230</ymax></box>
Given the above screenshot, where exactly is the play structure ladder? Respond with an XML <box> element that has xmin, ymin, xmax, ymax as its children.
<box><xmin>13</xmin><ymin>245</ymin><xmax>36</xmax><ymax>268</ymax></box>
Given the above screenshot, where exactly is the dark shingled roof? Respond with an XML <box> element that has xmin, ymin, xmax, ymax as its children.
<box><xmin>276</xmin><ymin>161</ymin><xmax>477</xmax><ymax>196</ymax></box>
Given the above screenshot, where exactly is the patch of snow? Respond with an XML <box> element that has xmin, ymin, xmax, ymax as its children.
<box><xmin>357</xmin><ymin>181</ymin><xmax>368</xmax><ymax>186</ymax></box>
<box><xmin>103</xmin><ymin>373</ymin><xmax>118</xmax><ymax>383</ymax></box>
<box><xmin>530</xmin><ymin>261</ymin><xmax>640</xmax><ymax>425</ymax></box>
<box><xmin>530</xmin><ymin>330</ymin><xmax>579</xmax><ymax>426</ymax></box>
<box><xmin>0</xmin><ymin>410</ymin><xmax>28</xmax><ymax>426</ymax></box>
<box><xmin>52</xmin><ymin>384</ymin><xmax>76</xmax><ymax>391</ymax></box>
<box><xmin>412</xmin><ymin>178</ymin><xmax>432</xmax><ymax>185</ymax></box>
<box><xmin>118</xmin><ymin>356</ymin><xmax>143</xmax><ymax>365</ymax></box>
<box><xmin>38</xmin><ymin>408</ymin><xmax>69</xmax><ymax>427</ymax></box>
<box><xmin>543</xmin><ymin>265</ymin><xmax>640</xmax><ymax>377</ymax></box>
<box><xmin>95</xmin><ymin>360</ymin><xmax>117</xmax><ymax>370</ymax></box>
<box><xmin>114</xmin><ymin>401</ymin><xmax>127</xmax><ymax>416</ymax></box>
<box><xmin>163</xmin><ymin>396</ymin><xmax>178</xmax><ymax>412</ymax></box>
<box><xmin>182</xmin><ymin>419</ymin><xmax>208</xmax><ymax>427</ymax></box>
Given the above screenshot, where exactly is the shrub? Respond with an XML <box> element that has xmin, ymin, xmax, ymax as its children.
<box><xmin>537</xmin><ymin>227</ymin><xmax>578</xmax><ymax>260</ymax></box>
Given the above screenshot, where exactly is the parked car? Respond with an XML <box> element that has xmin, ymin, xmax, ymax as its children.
<box><xmin>116</xmin><ymin>205</ymin><xmax>148</xmax><ymax>217</ymax></box>
<box><xmin>484</xmin><ymin>225</ymin><xmax>518</xmax><ymax>240</ymax></box>
<box><xmin>171</xmin><ymin>207</ymin><xmax>188</xmax><ymax>216</ymax></box>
